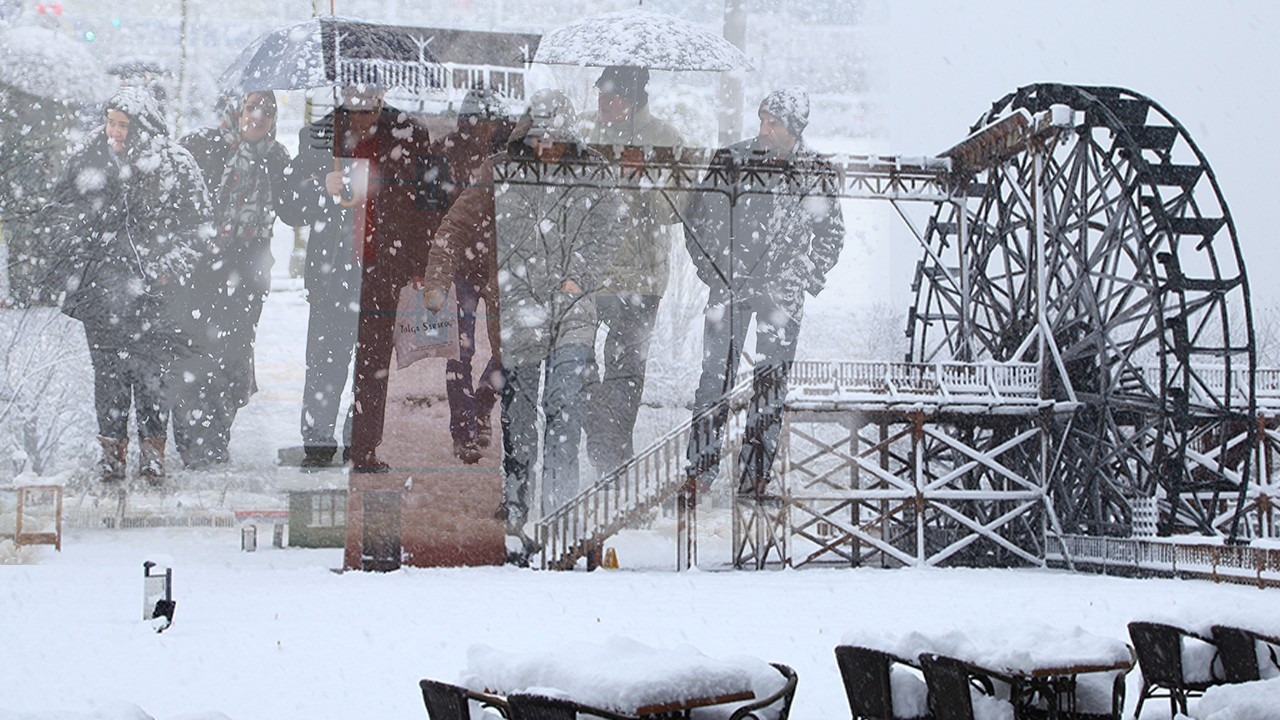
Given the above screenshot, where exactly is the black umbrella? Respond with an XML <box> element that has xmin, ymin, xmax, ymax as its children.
<box><xmin>219</xmin><ymin>16</ymin><xmax>444</xmax><ymax>93</ymax></box>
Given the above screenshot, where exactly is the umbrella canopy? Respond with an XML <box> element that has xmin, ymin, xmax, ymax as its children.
<box><xmin>219</xmin><ymin>16</ymin><xmax>444</xmax><ymax>93</ymax></box>
<box><xmin>533</xmin><ymin>8</ymin><xmax>750</xmax><ymax>72</ymax></box>
<box><xmin>0</xmin><ymin>26</ymin><xmax>110</xmax><ymax>105</ymax></box>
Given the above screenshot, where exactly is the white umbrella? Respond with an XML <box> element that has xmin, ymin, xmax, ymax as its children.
<box><xmin>533</xmin><ymin>8</ymin><xmax>750</xmax><ymax>71</ymax></box>
<box><xmin>0</xmin><ymin>26</ymin><xmax>110</xmax><ymax>105</ymax></box>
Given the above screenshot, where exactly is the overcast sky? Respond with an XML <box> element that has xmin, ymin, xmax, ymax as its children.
<box><xmin>826</xmin><ymin>0</ymin><xmax>1280</xmax><ymax>313</ymax></box>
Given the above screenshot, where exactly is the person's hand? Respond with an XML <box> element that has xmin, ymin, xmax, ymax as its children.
<box><xmin>425</xmin><ymin>288</ymin><xmax>447</xmax><ymax>313</ymax></box>
<box><xmin>324</xmin><ymin>170</ymin><xmax>345</xmax><ymax>197</ymax></box>
<box><xmin>561</xmin><ymin>278</ymin><xmax>582</xmax><ymax>294</ymax></box>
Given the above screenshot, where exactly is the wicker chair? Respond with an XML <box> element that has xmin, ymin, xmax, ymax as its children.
<box><xmin>1127</xmin><ymin>621</ymin><xmax>1220</xmax><ymax>717</ymax></box>
<box><xmin>729</xmin><ymin>662</ymin><xmax>799</xmax><ymax>720</ymax></box>
<box><xmin>506</xmin><ymin>693</ymin><xmax>634</xmax><ymax>720</ymax></box>
<box><xmin>834</xmin><ymin>645</ymin><xmax>930</xmax><ymax>720</ymax></box>
<box><xmin>420</xmin><ymin>679</ymin><xmax>510</xmax><ymax>720</ymax></box>
<box><xmin>1210</xmin><ymin>625</ymin><xmax>1280</xmax><ymax>684</ymax></box>
<box><xmin>918</xmin><ymin>654</ymin><xmax>1012</xmax><ymax>720</ymax></box>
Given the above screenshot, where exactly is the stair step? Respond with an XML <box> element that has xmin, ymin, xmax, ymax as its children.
<box><xmin>1168</xmin><ymin>217</ymin><xmax>1225</xmax><ymax>239</ymax></box>
<box><xmin>1085</xmin><ymin>99</ymin><xmax>1149</xmax><ymax>129</ymax></box>
<box><xmin>1131</xmin><ymin>126</ymin><xmax>1179</xmax><ymax>153</ymax></box>
<box><xmin>1142</xmin><ymin>164</ymin><xmax>1204</xmax><ymax>189</ymax></box>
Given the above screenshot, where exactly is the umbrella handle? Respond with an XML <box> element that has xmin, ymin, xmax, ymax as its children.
<box><xmin>332</xmin><ymin>155</ymin><xmax>358</xmax><ymax>208</ymax></box>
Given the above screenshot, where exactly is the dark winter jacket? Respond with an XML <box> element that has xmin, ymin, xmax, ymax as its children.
<box><xmin>46</xmin><ymin>89</ymin><xmax>211</xmax><ymax>329</ymax></box>
<box><xmin>488</xmin><ymin>139</ymin><xmax>627</xmax><ymax>365</ymax></box>
<box><xmin>683</xmin><ymin>137</ymin><xmax>845</xmax><ymax>308</ymax></box>
<box><xmin>181</xmin><ymin>125</ymin><xmax>290</xmax><ymax>282</ymax></box>
<box><xmin>578</xmin><ymin>105</ymin><xmax>685</xmax><ymax>297</ymax></box>
<box><xmin>425</xmin><ymin>123</ymin><xmax>507</xmax><ymax>288</ymax></box>
<box><xmin>276</xmin><ymin>106</ymin><xmax>435</xmax><ymax>312</ymax></box>
<box><xmin>174</xmin><ymin>96</ymin><xmax>292</xmax><ymax>408</ymax></box>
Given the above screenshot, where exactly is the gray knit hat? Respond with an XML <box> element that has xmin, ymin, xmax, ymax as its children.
<box><xmin>759</xmin><ymin>86</ymin><xmax>810</xmax><ymax>138</ymax></box>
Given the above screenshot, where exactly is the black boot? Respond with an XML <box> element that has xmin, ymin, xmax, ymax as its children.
<box><xmin>300</xmin><ymin>445</ymin><xmax>337</xmax><ymax>471</ymax></box>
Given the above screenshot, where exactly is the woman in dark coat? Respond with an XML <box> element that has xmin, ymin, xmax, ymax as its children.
<box><xmin>171</xmin><ymin>91</ymin><xmax>290</xmax><ymax>468</ymax></box>
<box><xmin>46</xmin><ymin>87</ymin><xmax>211</xmax><ymax>483</ymax></box>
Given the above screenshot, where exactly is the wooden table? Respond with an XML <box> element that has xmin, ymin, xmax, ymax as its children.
<box><xmin>463</xmin><ymin>640</ymin><xmax>761</xmax><ymax>719</ymax></box>
<box><xmin>845</xmin><ymin>627</ymin><xmax>1134</xmax><ymax>720</ymax></box>
<box><xmin>1004</xmin><ymin>657</ymin><xmax>1134</xmax><ymax>720</ymax></box>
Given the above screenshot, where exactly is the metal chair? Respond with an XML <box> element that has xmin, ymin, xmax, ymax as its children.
<box><xmin>420</xmin><ymin>679</ymin><xmax>510</xmax><ymax>720</ymax></box>
<box><xmin>834</xmin><ymin>645</ymin><xmax>930</xmax><ymax>720</ymax></box>
<box><xmin>729</xmin><ymin>662</ymin><xmax>799</xmax><ymax>720</ymax></box>
<box><xmin>1210</xmin><ymin>624</ymin><xmax>1280</xmax><ymax>683</ymax></box>
<box><xmin>1127</xmin><ymin>621</ymin><xmax>1219</xmax><ymax>718</ymax></box>
<box><xmin>917</xmin><ymin>654</ymin><xmax>1011</xmax><ymax>720</ymax></box>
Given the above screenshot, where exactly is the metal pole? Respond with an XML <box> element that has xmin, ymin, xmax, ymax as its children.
<box><xmin>957</xmin><ymin>197</ymin><xmax>972</xmax><ymax>362</ymax></box>
<box><xmin>1035</xmin><ymin>150</ymin><xmax>1047</xmax><ymax>389</ymax></box>
<box><xmin>717</xmin><ymin>0</ymin><xmax>746</xmax><ymax>147</ymax></box>
<box><xmin>174</xmin><ymin>0</ymin><xmax>190</xmax><ymax>135</ymax></box>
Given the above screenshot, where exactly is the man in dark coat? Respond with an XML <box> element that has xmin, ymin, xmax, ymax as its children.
<box><xmin>683</xmin><ymin>87</ymin><xmax>845</xmax><ymax>496</ymax></box>
<box><xmin>277</xmin><ymin>86</ymin><xmax>435</xmax><ymax>472</ymax></box>
<box><xmin>172</xmin><ymin>91</ymin><xmax>291</xmax><ymax>468</ymax></box>
<box><xmin>45</xmin><ymin>86</ymin><xmax>211</xmax><ymax>483</ymax></box>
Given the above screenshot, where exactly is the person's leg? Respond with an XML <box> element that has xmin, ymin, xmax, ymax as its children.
<box><xmin>447</xmin><ymin>276</ymin><xmax>481</xmax><ymax>458</ymax></box>
<box><xmin>585</xmin><ymin>294</ymin><xmax>660</xmax><ymax>475</ymax></box>
<box><xmin>300</xmin><ymin>287</ymin><xmax>358</xmax><ymax>463</ymax></box>
<box><xmin>474</xmin><ymin>289</ymin><xmax>503</xmax><ymax>447</ymax></box>
<box><xmin>541</xmin><ymin>344</ymin><xmax>589</xmax><ymax>517</ymax></box>
<box><xmin>349</xmin><ymin>312</ymin><xmax>395</xmax><ymax>470</ymax></box>
<box><xmin>736</xmin><ymin>296</ymin><xmax>802</xmax><ymax>495</ymax></box>
<box><xmin>685</xmin><ymin>296</ymin><xmax>751</xmax><ymax>488</ymax></box>
<box><xmin>473</xmin><ymin>355</ymin><xmax>501</xmax><ymax>447</ymax></box>
<box><xmin>84</xmin><ymin>322</ymin><xmax>131</xmax><ymax>480</ymax></box>
<box><xmin>132</xmin><ymin>330</ymin><xmax>171</xmax><ymax>481</ymax></box>
<box><xmin>169</xmin><ymin>355</ymin><xmax>209</xmax><ymax>467</ymax></box>
<box><xmin>499</xmin><ymin>360</ymin><xmax>540</xmax><ymax>531</ymax></box>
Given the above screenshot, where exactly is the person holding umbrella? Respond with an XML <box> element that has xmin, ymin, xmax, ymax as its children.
<box><xmin>277</xmin><ymin>85</ymin><xmax>436</xmax><ymax>473</ymax></box>
<box><xmin>44</xmin><ymin>86</ymin><xmax>211</xmax><ymax>483</ymax></box>
<box><xmin>576</xmin><ymin>65</ymin><xmax>685</xmax><ymax>478</ymax></box>
<box><xmin>169</xmin><ymin>91</ymin><xmax>291</xmax><ymax>469</ymax></box>
<box><xmin>682</xmin><ymin>87</ymin><xmax>845</xmax><ymax>497</ymax></box>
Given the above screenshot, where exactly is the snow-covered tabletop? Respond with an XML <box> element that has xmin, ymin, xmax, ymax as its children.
<box><xmin>461</xmin><ymin>637</ymin><xmax>775</xmax><ymax>715</ymax></box>
<box><xmin>842</xmin><ymin>624</ymin><xmax>1133</xmax><ymax>676</ymax></box>
<box><xmin>1192</xmin><ymin>676</ymin><xmax>1280</xmax><ymax>719</ymax></box>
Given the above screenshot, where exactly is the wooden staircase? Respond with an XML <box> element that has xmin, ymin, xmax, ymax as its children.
<box><xmin>535</xmin><ymin>375</ymin><xmax>755</xmax><ymax>570</ymax></box>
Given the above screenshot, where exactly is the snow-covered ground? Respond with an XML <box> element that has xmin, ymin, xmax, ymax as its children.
<box><xmin>3</xmin><ymin>526</ymin><xmax>1280</xmax><ymax>719</ymax></box>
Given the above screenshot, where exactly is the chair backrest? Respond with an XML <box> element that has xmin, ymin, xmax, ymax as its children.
<box><xmin>1211</xmin><ymin>625</ymin><xmax>1261</xmax><ymax>683</ymax></box>
<box><xmin>834</xmin><ymin>645</ymin><xmax>895</xmax><ymax>719</ymax></box>
<box><xmin>420</xmin><ymin>679</ymin><xmax>477</xmax><ymax>720</ymax></box>
<box><xmin>729</xmin><ymin>662</ymin><xmax>799</xmax><ymax>720</ymax></box>
<box><xmin>918</xmin><ymin>654</ymin><xmax>977</xmax><ymax>720</ymax></box>
<box><xmin>1127</xmin><ymin>622</ymin><xmax>1189</xmax><ymax>686</ymax></box>
<box><xmin>507</xmin><ymin>694</ymin><xmax>581</xmax><ymax>720</ymax></box>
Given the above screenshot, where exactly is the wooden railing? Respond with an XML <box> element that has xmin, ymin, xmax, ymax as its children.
<box><xmin>788</xmin><ymin>360</ymin><xmax>1040</xmax><ymax>404</ymax></box>
<box><xmin>1049</xmin><ymin>534</ymin><xmax>1280</xmax><ymax>589</ymax></box>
